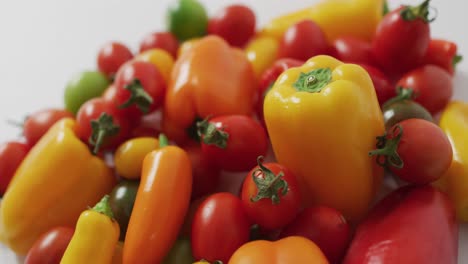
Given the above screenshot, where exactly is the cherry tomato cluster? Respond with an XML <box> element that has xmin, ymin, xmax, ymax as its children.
<box><xmin>0</xmin><ymin>0</ymin><xmax>464</xmax><ymax>263</ymax></box>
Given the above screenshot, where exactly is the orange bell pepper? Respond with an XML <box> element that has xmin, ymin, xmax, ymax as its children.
<box><xmin>0</xmin><ymin>118</ymin><xmax>115</xmax><ymax>254</ymax></box>
<box><xmin>228</xmin><ymin>236</ymin><xmax>329</xmax><ymax>264</ymax></box>
<box><xmin>123</xmin><ymin>135</ymin><xmax>192</xmax><ymax>263</ymax></box>
<box><xmin>163</xmin><ymin>35</ymin><xmax>257</xmax><ymax>144</ymax></box>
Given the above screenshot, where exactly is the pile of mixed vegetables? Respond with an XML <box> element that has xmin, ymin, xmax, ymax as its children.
<box><xmin>0</xmin><ymin>0</ymin><xmax>465</xmax><ymax>263</ymax></box>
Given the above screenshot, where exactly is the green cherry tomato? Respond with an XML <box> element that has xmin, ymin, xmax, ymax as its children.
<box><xmin>162</xmin><ymin>237</ymin><xmax>194</xmax><ymax>264</ymax></box>
<box><xmin>383</xmin><ymin>100</ymin><xmax>433</xmax><ymax>130</ymax></box>
<box><xmin>64</xmin><ymin>71</ymin><xmax>110</xmax><ymax>114</ymax></box>
<box><xmin>109</xmin><ymin>180</ymin><xmax>139</xmax><ymax>240</ymax></box>
<box><xmin>167</xmin><ymin>0</ymin><xmax>208</xmax><ymax>41</ymax></box>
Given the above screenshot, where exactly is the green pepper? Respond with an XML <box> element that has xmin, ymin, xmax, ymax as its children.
<box><xmin>64</xmin><ymin>71</ymin><xmax>109</xmax><ymax>115</ymax></box>
<box><xmin>167</xmin><ymin>0</ymin><xmax>208</xmax><ymax>41</ymax></box>
<box><xmin>108</xmin><ymin>180</ymin><xmax>139</xmax><ymax>241</ymax></box>
<box><xmin>162</xmin><ymin>237</ymin><xmax>194</xmax><ymax>264</ymax></box>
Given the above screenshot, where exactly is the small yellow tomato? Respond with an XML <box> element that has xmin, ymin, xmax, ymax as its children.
<box><xmin>245</xmin><ymin>35</ymin><xmax>279</xmax><ymax>78</ymax></box>
<box><xmin>177</xmin><ymin>38</ymin><xmax>200</xmax><ymax>58</ymax></box>
<box><xmin>135</xmin><ymin>49</ymin><xmax>174</xmax><ymax>83</ymax></box>
<box><xmin>114</xmin><ymin>137</ymin><xmax>159</xmax><ymax>179</ymax></box>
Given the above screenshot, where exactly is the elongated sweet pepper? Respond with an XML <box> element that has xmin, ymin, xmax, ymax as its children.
<box><xmin>0</xmin><ymin>118</ymin><xmax>115</xmax><ymax>255</ymax></box>
<box><xmin>264</xmin><ymin>55</ymin><xmax>384</xmax><ymax>222</ymax></box>
<box><xmin>434</xmin><ymin>101</ymin><xmax>468</xmax><ymax>221</ymax></box>
<box><xmin>163</xmin><ymin>35</ymin><xmax>257</xmax><ymax>144</ymax></box>
<box><xmin>343</xmin><ymin>185</ymin><xmax>458</xmax><ymax>264</ymax></box>
<box><xmin>228</xmin><ymin>236</ymin><xmax>329</xmax><ymax>264</ymax></box>
<box><xmin>261</xmin><ymin>0</ymin><xmax>383</xmax><ymax>43</ymax></box>
<box><xmin>123</xmin><ymin>135</ymin><xmax>192</xmax><ymax>263</ymax></box>
<box><xmin>60</xmin><ymin>195</ymin><xmax>120</xmax><ymax>264</ymax></box>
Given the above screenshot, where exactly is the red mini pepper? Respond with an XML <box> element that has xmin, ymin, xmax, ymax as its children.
<box><xmin>343</xmin><ymin>185</ymin><xmax>458</xmax><ymax>264</ymax></box>
<box><xmin>422</xmin><ymin>39</ymin><xmax>462</xmax><ymax>75</ymax></box>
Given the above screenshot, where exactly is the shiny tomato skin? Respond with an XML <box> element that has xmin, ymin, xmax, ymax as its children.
<box><xmin>139</xmin><ymin>32</ymin><xmax>179</xmax><ymax>58</ymax></box>
<box><xmin>23</xmin><ymin>108</ymin><xmax>74</xmax><ymax>147</ymax></box>
<box><xmin>241</xmin><ymin>162</ymin><xmax>301</xmax><ymax>230</ymax></box>
<box><xmin>191</xmin><ymin>192</ymin><xmax>250</xmax><ymax>263</ymax></box>
<box><xmin>278</xmin><ymin>20</ymin><xmax>328</xmax><ymax>61</ymax></box>
<box><xmin>97</xmin><ymin>42</ymin><xmax>133</xmax><ymax>78</ymax></box>
<box><xmin>207</xmin><ymin>4</ymin><xmax>256</xmax><ymax>47</ymax></box>
<box><xmin>185</xmin><ymin>143</ymin><xmax>220</xmax><ymax>200</ymax></box>
<box><xmin>24</xmin><ymin>226</ymin><xmax>74</xmax><ymax>264</ymax></box>
<box><xmin>331</xmin><ymin>36</ymin><xmax>375</xmax><ymax>65</ymax></box>
<box><xmin>0</xmin><ymin>141</ymin><xmax>29</xmax><ymax>195</ymax></box>
<box><xmin>359</xmin><ymin>63</ymin><xmax>395</xmax><ymax>106</ymax></box>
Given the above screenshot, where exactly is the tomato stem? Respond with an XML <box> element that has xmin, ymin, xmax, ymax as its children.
<box><xmin>119</xmin><ymin>78</ymin><xmax>153</xmax><ymax>114</ymax></box>
<box><xmin>369</xmin><ymin>125</ymin><xmax>404</xmax><ymax>169</ymax></box>
<box><xmin>89</xmin><ymin>113</ymin><xmax>120</xmax><ymax>155</ymax></box>
<box><xmin>159</xmin><ymin>133</ymin><xmax>169</xmax><ymax>148</ymax></box>
<box><xmin>453</xmin><ymin>54</ymin><xmax>463</xmax><ymax>68</ymax></box>
<box><xmin>196</xmin><ymin>118</ymin><xmax>229</xmax><ymax>149</ymax></box>
<box><xmin>92</xmin><ymin>195</ymin><xmax>115</xmax><ymax>219</ymax></box>
<box><xmin>400</xmin><ymin>0</ymin><xmax>434</xmax><ymax>23</ymax></box>
<box><xmin>250</xmin><ymin>156</ymin><xmax>288</xmax><ymax>205</ymax></box>
<box><xmin>382</xmin><ymin>87</ymin><xmax>415</xmax><ymax>108</ymax></box>
<box><xmin>293</xmin><ymin>68</ymin><xmax>332</xmax><ymax>93</ymax></box>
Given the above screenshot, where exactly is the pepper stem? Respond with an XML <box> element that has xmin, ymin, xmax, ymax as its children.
<box><xmin>293</xmin><ymin>68</ymin><xmax>332</xmax><ymax>93</ymax></box>
<box><xmin>382</xmin><ymin>87</ymin><xmax>415</xmax><ymax>108</ymax></box>
<box><xmin>196</xmin><ymin>118</ymin><xmax>229</xmax><ymax>149</ymax></box>
<box><xmin>400</xmin><ymin>0</ymin><xmax>434</xmax><ymax>23</ymax></box>
<box><xmin>368</xmin><ymin>125</ymin><xmax>404</xmax><ymax>169</ymax></box>
<box><xmin>119</xmin><ymin>79</ymin><xmax>153</xmax><ymax>114</ymax></box>
<box><xmin>250</xmin><ymin>156</ymin><xmax>288</xmax><ymax>205</ymax></box>
<box><xmin>89</xmin><ymin>113</ymin><xmax>120</xmax><ymax>155</ymax></box>
<box><xmin>453</xmin><ymin>54</ymin><xmax>463</xmax><ymax>68</ymax></box>
<box><xmin>92</xmin><ymin>195</ymin><xmax>114</xmax><ymax>219</ymax></box>
<box><xmin>383</xmin><ymin>0</ymin><xmax>390</xmax><ymax>15</ymax></box>
<box><xmin>159</xmin><ymin>133</ymin><xmax>169</xmax><ymax>148</ymax></box>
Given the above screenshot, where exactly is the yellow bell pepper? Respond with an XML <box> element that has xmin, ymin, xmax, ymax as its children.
<box><xmin>0</xmin><ymin>118</ymin><xmax>115</xmax><ymax>254</ymax></box>
<box><xmin>264</xmin><ymin>55</ymin><xmax>384</xmax><ymax>222</ymax></box>
<box><xmin>245</xmin><ymin>35</ymin><xmax>279</xmax><ymax>79</ymax></box>
<box><xmin>61</xmin><ymin>195</ymin><xmax>120</xmax><ymax>264</ymax></box>
<box><xmin>434</xmin><ymin>101</ymin><xmax>468</xmax><ymax>221</ymax></box>
<box><xmin>261</xmin><ymin>0</ymin><xmax>383</xmax><ymax>43</ymax></box>
<box><xmin>134</xmin><ymin>48</ymin><xmax>175</xmax><ymax>84</ymax></box>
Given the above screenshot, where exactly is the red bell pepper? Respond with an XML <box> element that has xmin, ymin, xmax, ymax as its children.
<box><xmin>343</xmin><ymin>185</ymin><xmax>458</xmax><ymax>264</ymax></box>
<box><xmin>423</xmin><ymin>39</ymin><xmax>462</xmax><ymax>75</ymax></box>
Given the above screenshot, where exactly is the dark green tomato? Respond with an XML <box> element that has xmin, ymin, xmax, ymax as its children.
<box><xmin>383</xmin><ymin>100</ymin><xmax>433</xmax><ymax>130</ymax></box>
<box><xmin>162</xmin><ymin>237</ymin><xmax>194</xmax><ymax>264</ymax></box>
<box><xmin>64</xmin><ymin>71</ymin><xmax>110</xmax><ymax>115</ymax></box>
<box><xmin>167</xmin><ymin>0</ymin><xmax>208</xmax><ymax>41</ymax></box>
<box><xmin>109</xmin><ymin>180</ymin><xmax>139</xmax><ymax>240</ymax></box>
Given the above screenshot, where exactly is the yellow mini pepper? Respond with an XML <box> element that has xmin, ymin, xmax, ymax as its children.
<box><xmin>245</xmin><ymin>35</ymin><xmax>279</xmax><ymax>79</ymax></box>
<box><xmin>0</xmin><ymin>118</ymin><xmax>115</xmax><ymax>254</ymax></box>
<box><xmin>264</xmin><ymin>55</ymin><xmax>384</xmax><ymax>222</ymax></box>
<box><xmin>61</xmin><ymin>195</ymin><xmax>120</xmax><ymax>264</ymax></box>
<box><xmin>434</xmin><ymin>101</ymin><xmax>468</xmax><ymax>221</ymax></box>
<box><xmin>261</xmin><ymin>0</ymin><xmax>383</xmax><ymax>43</ymax></box>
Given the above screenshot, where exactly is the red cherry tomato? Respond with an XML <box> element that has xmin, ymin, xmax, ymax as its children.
<box><xmin>370</xmin><ymin>119</ymin><xmax>453</xmax><ymax>185</ymax></box>
<box><xmin>359</xmin><ymin>63</ymin><xmax>395</xmax><ymax>106</ymax></box>
<box><xmin>372</xmin><ymin>2</ymin><xmax>432</xmax><ymax>75</ymax></box>
<box><xmin>207</xmin><ymin>4</ymin><xmax>256</xmax><ymax>47</ymax></box>
<box><xmin>114</xmin><ymin>60</ymin><xmax>166</xmax><ymax>119</ymax></box>
<box><xmin>241</xmin><ymin>157</ymin><xmax>301</xmax><ymax>230</ymax></box>
<box><xmin>0</xmin><ymin>141</ymin><xmax>29</xmax><ymax>195</ymax></box>
<box><xmin>23</xmin><ymin>108</ymin><xmax>74</xmax><ymax>147</ymax></box>
<box><xmin>191</xmin><ymin>192</ymin><xmax>250</xmax><ymax>263</ymax></box>
<box><xmin>331</xmin><ymin>36</ymin><xmax>375</xmax><ymax>65</ymax></box>
<box><xmin>397</xmin><ymin>64</ymin><xmax>453</xmax><ymax>114</ymax></box>
<box><xmin>198</xmin><ymin>115</ymin><xmax>268</xmax><ymax>172</ymax></box>
<box><xmin>181</xmin><ymin>195</ymin><xmax>208</xmax><ymax>237</ymax></box>
<box><xmin>280</xmin><ymin>206</ymin><xmax>351</xmax><ymax>264</ymax></box>
<box><xmin>76</xmin><ymin>98</ymin><xmax>130</xmax><ymax>153</ymax></box>
<box><xmin>97</xmin><ymin>42</ymin><xmax>133</xmax><ymax>78</ymax></box>
<box><xmin>139</xmin><ymin>32</ymin><xmax>179</xmax><ymax>58</ymax></box>
<box><xmin>185</xmin><ymin>142</ymin><xmax>220</xmax><ymax>200</ymax></box>
<box><xmin>278</xmin><ymin>20</ymin><xmax>328</xmax><ymax>61</ymax></box>
<box><xmin>422</xmin><ymin>39</ymin><xmax>460</xmax><ymax>75</ymax></box>
<box><xmin>24</xmin><ymin>226</ymin><xmax>74</xmax><ymax>264</ymax></box>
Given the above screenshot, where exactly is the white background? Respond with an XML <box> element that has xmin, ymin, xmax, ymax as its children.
<box><xmin>0</xmin><ymin>0</ymin><xmax>467</xmax><ymax>263</ymax></box>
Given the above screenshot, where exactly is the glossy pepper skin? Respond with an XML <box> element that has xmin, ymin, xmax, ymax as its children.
<box><xmin>0</xmin><ymin>118</ymin><xmax>115</xmax><ymax>255</ymax></box>
<box><xmin>434</xmin><ymin>101</ymin><xmax>468</xmax><ymax>221</ymax></box>
<box><xmin>264</xmin><ymin>55</ymin><xmax>384</xmax><ymax>222</ymax></box>
<box><xmin>228</xmin><ymin>236</ymin><xmax>329</xmax><ymax>264</ymax></box>
<box><xmin>163</xmin><ymin>36</ymin><xmax>257</xmax><ymax>144</ymax></box>
<box><xmin>123</xmin><ymin>136</ymin><xmax>192</xmax><ymax>264</ymax></box>
<box><xmin>343</xmin><ymin>185</ymin><xmax>458</xmax><ymax>264</ymax></box>
<box><xmin>245</xmin><ymin>35</ymin><xmax>279</xmax><ymax>79</ymax></box>
<box><xmin>60</xmin><ymin>195</ymin><xmax>120</xmax><ymax>264</ymax></box>
<box><xmin>261</xmin><ymin>0</ymin><xmax>383</xmax><ymax>43</ymax></box>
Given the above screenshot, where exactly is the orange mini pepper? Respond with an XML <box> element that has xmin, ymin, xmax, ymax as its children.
<box><xmin>163</xmin><ymin>35</ymin><xmax>257</xmax><ymax>144</ymax></box>
<box><xmin>123</xmin><ymin>135</ymin><xmax>192</xmax><ymax>263</ymax></box>
<box><xmin>228</xmin><ymin>236</ymin><xmax>329</xmax><ymax>264</ymax></box>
